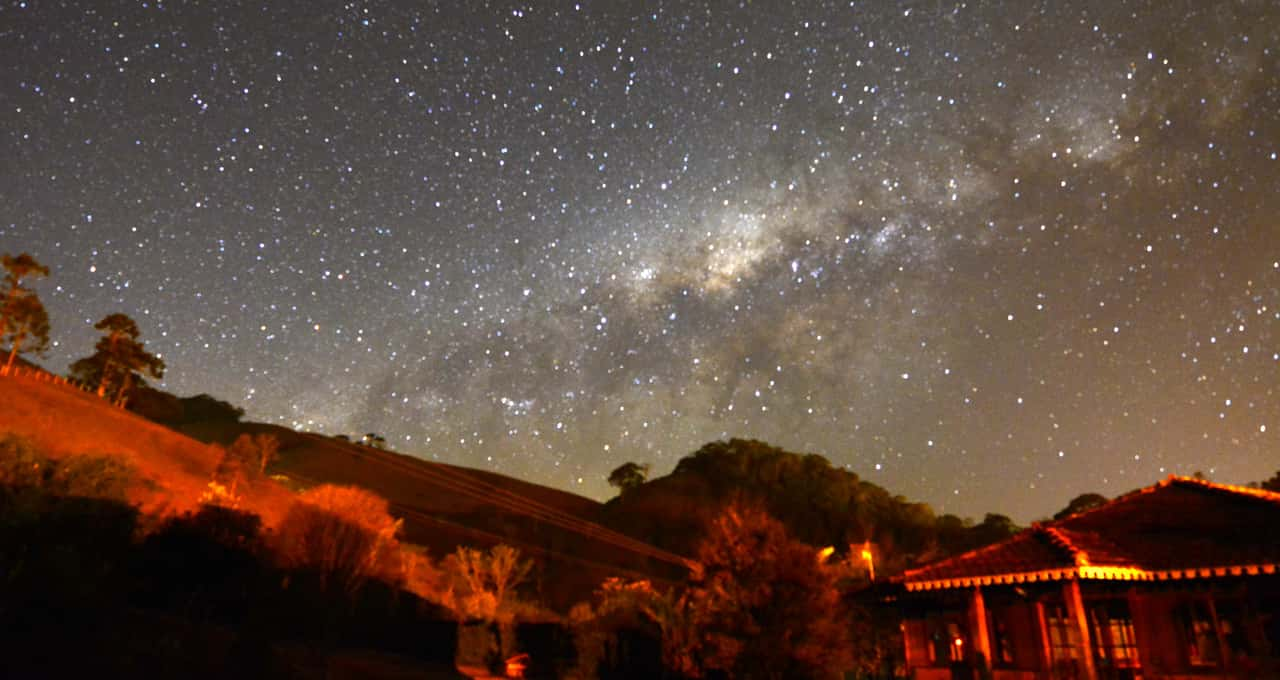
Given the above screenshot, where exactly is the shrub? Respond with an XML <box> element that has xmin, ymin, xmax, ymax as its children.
<box><xmin>0</xmin><ymin>433</ymin><xmax>134</xmax><ymax>501</ymax></box>
<box><xmin>274</xmin><ymin>484</ymin><xmax>402</xmax><ymax>596</ymax></box>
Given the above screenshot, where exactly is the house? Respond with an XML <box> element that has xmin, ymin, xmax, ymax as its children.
<box><xmin>893</xmin><ymin>476</ymin><xmax>1280</xmax><ymax>679</ymax></box>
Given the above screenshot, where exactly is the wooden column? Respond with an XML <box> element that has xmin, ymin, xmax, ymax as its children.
<box><xmin>1064</xmin><ymin>579</ymin><xmax>1098</xmax><ymax>680</ymax></box>
<box><xmin>970</xmin><ymin>587</ymin><xmax>993</xmax><ymax>671</ymax></box>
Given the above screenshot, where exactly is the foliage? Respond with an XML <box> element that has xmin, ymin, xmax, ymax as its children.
<box><xmin>69</xmin><ymin>313</ymin><xmax>165</xmax><ymax>406</ymax></box>
<box><xmin>681</xmin><ymin>501</ymin><xmax>853</xmax><ymax>679</ymax></box>
<box><xmin>607</xmin><ymin>461</ymin><xmax>651</xmax><ymax>493</ymax></box>
<box><xmin>198</xmin><ymin>479</ymin><xmax>243</xmax><ymax>508</ymax></box>
<box><xmin>0</xmin><ymin>434</ymin><xmax>134</xmax><ymax>502</ymax></box>
<box><xmin>180</xmin><ymin>393</ymin><xmax>246</xmax><ymax>422</ymax></box>
<box><xmin>0</xmin><ymin>252</ymin><xmax>51</xmax><ymax>375</ymax></box>
<box><xmin>442</xmin><ymin>544</ymin><xmax>534</xmax><ymax>623</ymax></box>
<box><xmin>0</xmin><ymin>437</ymin><xmax>457</xmax><ymax>675</ymax></box>
<box><xmin>965</xmin><ymin>513</ymin><xmax>1022</xmax><ymax>548</ymax></box>
<box><xmin>2</xmin><ymin>294</ymin><xmax>50</xmax><ymax>373</ymax></box>
<box><xmin>273</xmin><ymin>484</ymin><xmax>403</xmax><ymax>596</ymax></box>
<box><xmin>125</xmin><ymin>384</ymin><xmax>185</xmax><ymax>422</ymax></box>
<box><xmin>130</xmin><ymin>389</ymin><xmax>246</xmax><ymax>424</ymax></box>
<box><xmin>578</xmin><ymin>503</ymin><xmax>854</xmax><ymax>679</ymax></box>
<box><xmin>1053</xmin><ymin>492</ymin><xmax>1109</xmax><ymax>520</ymax></box>
<box><xmin>401</xmin><ymin>544</ymin><xmax>445</xmax><ymax>603</ymax></box>
<box><xmin>136</xmin><ymin>504</ymin><xmax>267</xmax><ymax>620</ymax></box>
<box><xmin>213</xmin><ymin>433</ymin><xmax>281</xmax><ymax>493</ymax></box>
<box><xmin>1258</xmin><ymin>471</ymin><xmax>1280</xmax><ymax>493</ymax></box>
<box><xmin>602</xmin><ymin>438</ymin><xmax>1011</xmax><ymax>577</ymax></box>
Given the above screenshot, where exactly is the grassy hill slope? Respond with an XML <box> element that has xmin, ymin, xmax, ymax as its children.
<box><xmin>0</xmin><ymin>372</ymin><xmax>294</xmax><ymax>524</ymax></box>
<box><xmin>0</xmin><ymin>370</ymin><xmax>688</xmax><ymax>609</ymax></box>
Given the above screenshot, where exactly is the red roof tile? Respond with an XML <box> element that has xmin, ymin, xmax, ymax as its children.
<box><xmin>898</xmin><ymin>476</ymin><xmax>1280</xmax><ymax>591</ymax></box>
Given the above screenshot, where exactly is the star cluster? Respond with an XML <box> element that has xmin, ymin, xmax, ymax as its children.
<box><xmin>3</xmin><ymin>0</ymin><xmax>1278</xmax><ymax>521</ymax></box>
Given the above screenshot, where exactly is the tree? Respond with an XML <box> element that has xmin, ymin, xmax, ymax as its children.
<box><xmin>674</xmin><ymin>501</ymin><xmax>854</xmax><ymax>679</ymax></box>
<box><xmin>443</xmin><ymin>544</ymin><xmax>534</xmax><ymax>623</ymax></box>
<box><xmin>1053</xmin><ymin>493</ymin><xmax>1109</xmax><ymax>520</ymax></box>
<box><xmin>231</xmin><ymin>433</ymin><xmax>279</xmax><ymax>476</ymax></box>
<box><xmin>0</xmin><ymin>253</ymin><xmax>51</xmax><ymax>375</ymax></box>
<box><xmin>70</xmin><ymin>313</ymin><xmax>165</xmax><ymax>406</ymax></box>
<box><xmin>212</xmin><ymin>434</ymin><xmax>280</xmax><ymax>495</ymax></box>
<box><xmin>1258</xmin><ymin>471</ymin><xmax>1280</xmax><ymax>493</ymax></box>
<box><xmin>966</xmin><ymin>513</ymin><xmax>1021</xmax><ymax>547</ymax></box>
<box><xmin>2</xmin><ymin>294</ymin><xmax>50</xmax><ymax>375</ymax></box>
<box><xmin>607</xmin><ymin>461</ymin><xmax>650</xmax><ymax>492</ymax></box>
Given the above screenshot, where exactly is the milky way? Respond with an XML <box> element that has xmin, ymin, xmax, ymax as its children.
<box><xmin>3</xmin><ymin>1</ymin><xmax>1278</xmax><ymax>521</ymax></box>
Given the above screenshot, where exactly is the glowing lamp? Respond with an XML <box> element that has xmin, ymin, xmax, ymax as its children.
<box><xmin>505</xmin><ymin>653</ymin><xmax>529</xmax><ymax>678</ymax></box>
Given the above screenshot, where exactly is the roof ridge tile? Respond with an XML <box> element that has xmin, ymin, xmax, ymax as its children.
<box><xmin>1040</xmin><ymin>525</ymin><xmax>1089</xmax><ymax>566</ymax></box>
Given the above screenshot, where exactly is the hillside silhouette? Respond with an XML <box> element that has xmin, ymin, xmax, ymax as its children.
<box><xmin>601</xmin><ymin>438</ymin><xmax>1021</xmax><ymax>575</ymax></box>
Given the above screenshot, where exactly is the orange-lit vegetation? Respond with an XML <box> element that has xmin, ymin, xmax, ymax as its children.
<box><xmin>275</xmin><ymin>484</ymin><xmax>405</xmax><ymax>596</ymax></box>
<box><xmin>570</xmin><ymin>501</ymin><xmax>854</xmax><ymax>679</ymax></box>
<box><xmin>442</xmin><ymin>543</ymin><xmax>535</xmax><ymax>622</ymax></box>
<box><xmin>69</xmin><ymin>312</ymin><xmax>166</xmax><ymax>406</ymax></box>
<box><xmin>0</xmin><ymin>253</ymin><xmax>51</xmax><ymax>376</ymax></box>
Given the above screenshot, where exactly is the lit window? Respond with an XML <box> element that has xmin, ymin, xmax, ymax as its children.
<box><xmin>1088</xmin><ymin>599</ymin><xmax>1140</xmax><ymax>670</ymax></box>
<box><xmin>1045</xmin><ymin>603</ymin><xmax>1082</xmax><ymax>666</ymax></box>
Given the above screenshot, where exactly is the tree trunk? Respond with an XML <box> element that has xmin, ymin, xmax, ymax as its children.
<box><xmin>115</xmin><ymin>371</ymin><xmax>133</xmax><ymax>407</ymax></box>
<box><xmin>3</xmin><ymin>336</ymin><xmax>20</xmax><ymax>376</ymax></box>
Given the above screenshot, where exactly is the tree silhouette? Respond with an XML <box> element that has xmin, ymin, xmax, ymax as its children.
<box><xmin>1259</xmin><ymin>471</ymin><xmax>1280</xmax><ymax>493</ymax></box>
<box><xmin>1053</xmin><ymin>492</ymin><xmax>1109</xmax><ymax>520</ymax></box>
<box><xmin>0</xmin><ymin>253</ymin><xmax>51</xmax><ymax>375</ymax></box>
<box><xmin>607</xmin><ymin>461</ymin><xmax>650</xmax><ymax>493</ymax></box>
<box><xmin>677</xmin><ymin>501</ymin><xmax>854</xmax><ymax>678</ymax></box>
<box><xmin>70</xmin><ymin>313</ymin><xmax>165</xmax><ymax>406</ymax></box>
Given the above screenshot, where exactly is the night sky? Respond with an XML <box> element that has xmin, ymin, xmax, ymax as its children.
<box><xmin>3</xmin><ymin>1</ymin><xmax>1278</xmax><ymax>522</ymax></box>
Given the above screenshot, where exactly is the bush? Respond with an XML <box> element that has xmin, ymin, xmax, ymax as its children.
<box><xmin>274</xmin><ymin>484</ymin><xmax>402</xmax><ymax>596</ymax></box>
<box><xmin>0</xmin><ymin>433</ymin><xmax>134</xmax><ymax>501</ymax></box>
<box><xmin>136</xmin><ymin>504</ymin><xmax>267</xmax><ymax>620</ymax></box>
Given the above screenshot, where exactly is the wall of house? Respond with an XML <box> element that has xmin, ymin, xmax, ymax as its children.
<box><xmin>991</xmin><ymin>671</ymin><xmax>1041</xmax><ymax>680</ymax></box>
<box><xmin>997</xmin><ymin>598</ymin><xmax>1045</xmax><ymax>672</ymax></box>
<box><xmin>909</xmin><ymin>669</ymin><xmax>953</xmax><ymax>680</ymax></box>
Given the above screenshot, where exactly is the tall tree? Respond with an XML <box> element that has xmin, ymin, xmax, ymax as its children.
<box><xmin>2</xmin><ymin>294</ymin><xmax>50</xmax><ymax>375</ymax></box>
<box><xmin>0</xmin><ymin>253</ymin><xmax>51</xmax><ymax>375</ymax></box>
<box><xmin>70</xmin><ymin>313</ymin><xmax>165</xmax><ymax>406</ymax></box>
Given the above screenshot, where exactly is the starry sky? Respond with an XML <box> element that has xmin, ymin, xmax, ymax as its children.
<box><xmin>3</xmin><ymin>0</ymin><xmax>1278</xmax><ymax>522</ymax></box>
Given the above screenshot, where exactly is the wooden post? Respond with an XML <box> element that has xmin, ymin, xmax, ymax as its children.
<box><xmin>1064</xmin><ymin>579</ymin><xmax>1098</xmax><ymax>680</ymax></box>
<box><xmin>970</xmin><ymin>587</ymin><xmax>993</xmax><ymax>672</ymax></box>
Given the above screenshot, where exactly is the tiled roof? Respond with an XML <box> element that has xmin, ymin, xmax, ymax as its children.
<box><xmin>898</xmin><ymin>476</ymin><xmax>1280</xmax><ymax>591</ymax></box>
